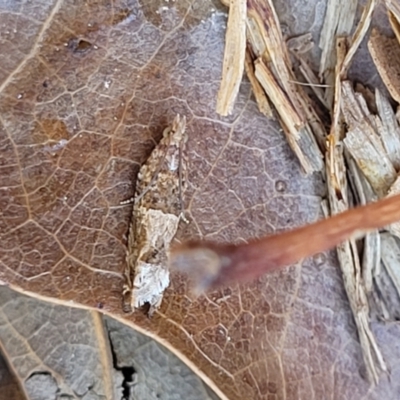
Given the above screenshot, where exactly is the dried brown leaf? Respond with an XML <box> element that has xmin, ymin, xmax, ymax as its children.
<box><xmin>386</xmin><ymin>0</ymin><xmax>400</xmax><ymax>44</ymax></box>
<box><xmin>368</xmin><ymin>28</ymin><xmax>400</xmax><ymax>104</ymax></box>
<box><xmin>3</xmin><ymin>1</ymin><xmax>400</xmax><ymax>398</ymax></box>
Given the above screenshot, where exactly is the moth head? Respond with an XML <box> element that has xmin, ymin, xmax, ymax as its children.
<box><xmin>169</xmin><ymin>114</ymin><xmax>187</xmax><ymax>145</ymax></box>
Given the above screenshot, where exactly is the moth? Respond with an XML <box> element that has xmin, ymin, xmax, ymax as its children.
<box><xmin>122</xmin><ymin>114</ymin><xmax>188</xmax><ymax>315</ymax></box>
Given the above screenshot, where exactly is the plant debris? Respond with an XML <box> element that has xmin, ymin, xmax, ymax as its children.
<box><xmin>178</xmin><ymin>0</ymin><xmax>400</xmax><ymax>385</ymax></box>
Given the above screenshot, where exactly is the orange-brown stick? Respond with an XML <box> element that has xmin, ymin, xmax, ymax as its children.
<box><xmin>170</xmin><ymin>193</ymin><xmax>400</xmax><ymax>292</ymax></box>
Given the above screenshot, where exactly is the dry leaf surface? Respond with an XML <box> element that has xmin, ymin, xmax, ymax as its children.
<box><xmin>0</xmin><ymin>286</ymin><xmax>219</xmax><ymax>399</ymax></box>
<box><xmin>0</xmin><ymin>346</ymin><xmax>24</xmax><ymax>400</ymax></box>
<box><xmin>0</xmin><ymin>286</ymin><xmax>116</xmax><ymax>399</ymax></box>
<box><xmin>1</xmin><ymin>1</ymin><xmax>400</xmax><ymax>399</ymax></box>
